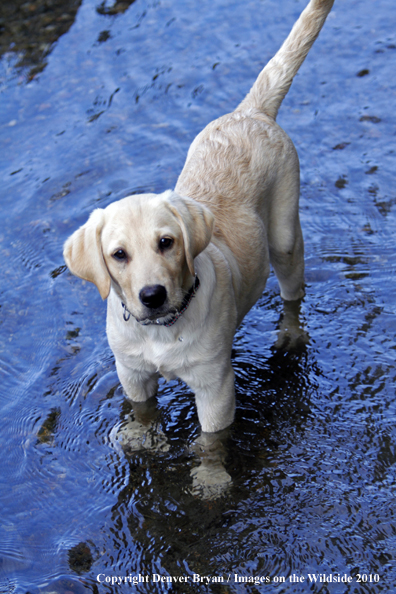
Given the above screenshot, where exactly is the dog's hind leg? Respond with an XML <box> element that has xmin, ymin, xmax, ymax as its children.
<box><xmin>269</xmin><ymin>223</ymin><xmax>304</xmax><ymax>302</ymax></box>
<box><xmin>268</xmin><ymin>159</ymin><xmax>305</xmax><ymax>302</ymax></box>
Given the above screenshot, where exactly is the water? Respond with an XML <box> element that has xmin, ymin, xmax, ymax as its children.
<box><xmin>0</xmin><ymin>0</ymin><xmax>395</xmax><ymax>592</ymax></box>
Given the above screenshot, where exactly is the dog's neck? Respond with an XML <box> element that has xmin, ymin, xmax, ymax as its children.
<box><xmin>121</xmin><ymin>275</ymin><xmax>200</xmax><ymax>327</ymax></box>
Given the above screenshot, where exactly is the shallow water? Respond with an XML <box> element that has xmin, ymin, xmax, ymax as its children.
<box><xmin>0</xmin><ymin>0</ymin><xmax>396</xmax><ymax>592</ymax></box>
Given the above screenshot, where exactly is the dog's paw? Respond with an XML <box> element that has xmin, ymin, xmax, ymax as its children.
<box><xmin>109</xmin><ymin>418</ymin><xmax>169</xmax><ymax>455</ymax></box>
<box><xmin>189</xmin><ymin>429</ymin><xmax>231</xmax><ymax>500</ymax></box>
<box><xmin>190</xmin><ymin>460</ymin><xmax>232</xmax><ymax>500</ymax></box>
<box><xmin>275</xmin><ymin>298</ymin><xmax>310</xmax><ymax>352</ymax></box>
<box><xmin>274</xmin><ymin>325</ymin><xmax>310</xmax><ymax>352</ymax></box>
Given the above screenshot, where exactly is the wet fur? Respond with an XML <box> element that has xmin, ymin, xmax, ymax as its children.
<box><xmin>64</xmin><ymin>0</ymin><xmax>334</xmax><ymax>432</ymax></box>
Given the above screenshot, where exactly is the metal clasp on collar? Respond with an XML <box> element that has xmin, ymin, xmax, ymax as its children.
<box><xmin>121</xmin><ymin>302</ymin><xmax>131</xmax><ymax>322</ymax></box>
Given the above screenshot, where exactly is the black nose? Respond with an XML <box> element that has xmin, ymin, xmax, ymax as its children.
<box><xmin>139</xmin><ymin>284</ymin><xmax>167</xmax><ymax>309</ymax></box>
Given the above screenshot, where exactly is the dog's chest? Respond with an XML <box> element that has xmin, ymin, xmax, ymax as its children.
<box><xmin>119</xmin><ymin>324</ymin><xmax>196</xmax><ymax>375</ymax></box>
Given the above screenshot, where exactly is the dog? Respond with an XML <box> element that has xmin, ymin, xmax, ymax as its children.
<box><xmin>64</xmin><ymin>0</ymin><xmax>334</xmax><ymax>433</ymax></box>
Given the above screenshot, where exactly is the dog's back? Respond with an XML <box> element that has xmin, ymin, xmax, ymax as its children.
<box><xmin>176</xmin><ymin>0</ymin><xmax>334</xmax><ymax>313</ymax></box>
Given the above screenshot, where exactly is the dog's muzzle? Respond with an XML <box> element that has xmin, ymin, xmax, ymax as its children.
<box><xmin>121</xmin><ymin>275</ymin><xmax>200</xmax><ymax>327</ymax></box>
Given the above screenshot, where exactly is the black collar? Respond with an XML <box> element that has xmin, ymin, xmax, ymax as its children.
<box><xmin>121</xmin><ymin>275</ymin><xmax>200</xmax><ymax>327</ymax></box>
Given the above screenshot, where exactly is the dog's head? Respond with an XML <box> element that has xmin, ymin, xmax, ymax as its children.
<box><xmin>63</xmin><ymin>190</ymin><xmax>214</xmax><ymax>323</ymax></box>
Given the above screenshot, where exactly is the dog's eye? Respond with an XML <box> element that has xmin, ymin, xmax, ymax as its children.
<box><xmin>159</xmin><ymin>237</ymin><xmax>174</xmax><ymax>251</ymax></box>
<box><xmin>113</xmin><ymin>249</ymin><xmax>127</xmax><ymax>261</ymax></box>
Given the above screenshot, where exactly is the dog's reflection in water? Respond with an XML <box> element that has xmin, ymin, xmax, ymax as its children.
<box><xmin>110</xmin><ymin>398</ymin><xmax>231</xmax><ymax>500</ymax></box>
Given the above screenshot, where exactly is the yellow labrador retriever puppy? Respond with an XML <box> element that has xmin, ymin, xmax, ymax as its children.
<box><xmin>64</xmin><ymin>0</ymin><xmax>334</xmax><ymax>432</ymax></box>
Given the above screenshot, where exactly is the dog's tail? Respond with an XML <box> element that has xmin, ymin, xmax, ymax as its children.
<box><xmin>238</xmin><ymin>0</ymin><xmax>334</xmax><ymax>120</ymax></box>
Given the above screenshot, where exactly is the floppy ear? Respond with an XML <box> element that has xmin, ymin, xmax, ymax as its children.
<box><xmin>63</xmin><ymin>209</ymin><xmax>111</xmax><ymax>300</ymax></box>
<box><xmin>166</xmin><ymin>192</ymin><xmax>214</xmax><ymax>276</ymax></box>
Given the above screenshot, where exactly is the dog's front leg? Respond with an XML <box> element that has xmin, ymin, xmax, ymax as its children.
<box><xmin>115</xmin><ymin>358</ymin><xmax>159</xmax><ymax>402</ymax></box>
<box><xmin>183</xmin><ymin>359</ymin><xmax>236</xmax><ymax>433</ymax></box>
